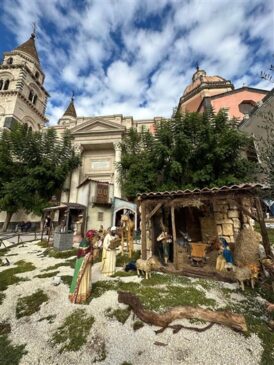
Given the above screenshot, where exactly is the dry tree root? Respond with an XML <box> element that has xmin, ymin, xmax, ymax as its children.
<box><xmin>118</xmin><ymin>291</ymin><xmax>248</xmax><ymax>333</ymax></box>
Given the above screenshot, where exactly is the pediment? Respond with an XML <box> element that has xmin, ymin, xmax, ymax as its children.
<box><xmin>70</xmin><ymin>119</ymin><xmax>125</xmax><ymax>134</ymax></box>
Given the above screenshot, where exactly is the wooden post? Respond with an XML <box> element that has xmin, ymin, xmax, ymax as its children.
<box><xmin>171</xmin><ymin>205</ymin><xmax>177</xmax><ymax>269</ymax></box>
<box><xmin>255</xmin><ymin>197</ymin><xmax>273</xmax><ymax>258</ymax></box>
<box><xmin>141</xmin><ymin>201</ymin><xmax>147</xmax><ymax>260</ymax></box>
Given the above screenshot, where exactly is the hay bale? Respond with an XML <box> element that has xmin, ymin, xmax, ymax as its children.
<box><xmin>234</xmin><ymin>228</ymin><xmax>261</xmax><ymax>266</ymax></box>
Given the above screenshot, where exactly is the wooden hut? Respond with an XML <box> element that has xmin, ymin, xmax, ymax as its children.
<box><xmin>138</xmin><ymin>183</ymin><xmax>271</xmax><ymax>272</ymax></box>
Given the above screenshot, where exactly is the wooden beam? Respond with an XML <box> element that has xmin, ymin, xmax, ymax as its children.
<box><xmin>141</xmin><ymin>202</ymin><xmax>147</xmax><ymax>260</ymax></box>
<box><xmin>146</xmin><ymin>202</ymin><xmax>163</xmax><ymax>220</ymax></box>
<box><xmin>255</xmin><ymin>197</ymin><xmax>273</xmax><ymax>258</ymax></box>
<box><xmin>171</xmin><ymin>205</ymin><xmax>178</xmax><ymax>270</ymax></box>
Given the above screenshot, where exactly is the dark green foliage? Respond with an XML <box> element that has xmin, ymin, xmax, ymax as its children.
<box><xmin>51</xmin><ymin>309</ymin><xmax>95</xmax><ymax>353</ymax></box>
<box><xmin>0</xmin><ymin>260</ymin><xmax>35</xmax><ymax>292</ymax></box>
<box><xmin>118</xmin><ymin>110</ymin><xmax>256</xmax><ymax>198</ymax></box>
<box><xmin>16</xmin><ymin>289</ymin><xmax>49</xmax><ymax>319</ymax></box>
<box><xmin>0</xmin><ymin>335</ymin><xmax>27</xmax><ymax>365</ymax></box>
<box><xmin>0</xmin><ymin>123</ymin><xmax>80</xmax><ymax>222</ymax></box>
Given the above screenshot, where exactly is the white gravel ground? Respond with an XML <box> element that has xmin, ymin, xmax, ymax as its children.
<box><xmin>0</xmin><ymin>241</ymin><xmax>264</xmax><ymax>365</ymax></box>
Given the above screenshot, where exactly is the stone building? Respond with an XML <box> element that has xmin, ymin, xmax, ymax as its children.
<box><xmin>0</xmin><ymin>34</ymin><xmax>271</xmax><ymax>230</ymax></box>
<box><xmin>0</xmin><ymin>32</ymin><xmax>49</xmax><ymax>131</ymax></box>
<box><xmin>0</xmin><ymin>34</ymin><xmax>158</xmax><ymax>230</ymax></box>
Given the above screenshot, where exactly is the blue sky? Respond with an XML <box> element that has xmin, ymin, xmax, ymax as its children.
<box><xmin>0</xmin><ymin>0</ymin><xmax>273</xmax><ymax>124</ymax></box>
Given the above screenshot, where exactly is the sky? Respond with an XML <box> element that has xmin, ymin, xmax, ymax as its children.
<box><xmin>0</xmin><ymin>0</ymin><xmax>273</xmax><ymax>124</ymax></box>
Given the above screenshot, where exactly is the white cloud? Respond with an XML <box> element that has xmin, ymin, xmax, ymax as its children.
<box><xmin>1</xmin><ymin>0</ymin><xmax>273</xmax><ymax>123</ymax></box>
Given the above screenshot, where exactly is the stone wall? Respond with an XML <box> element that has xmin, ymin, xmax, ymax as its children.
<box><xmin>213</xmin><ymin>198</ymin><xmax>252</xmax><ymax>243</ymax></box>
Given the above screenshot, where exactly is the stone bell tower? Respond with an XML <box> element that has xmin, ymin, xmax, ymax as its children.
<box><xmin>0</xmin><ymin>32</ymin><xmax>49</xmax><ymax>131</ymax></box>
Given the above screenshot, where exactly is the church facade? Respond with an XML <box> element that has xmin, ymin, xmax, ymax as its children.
<box><xmin>0</xmin><ymin>34</ymin><xmax>269</xmax><ymax>230</ymax></box>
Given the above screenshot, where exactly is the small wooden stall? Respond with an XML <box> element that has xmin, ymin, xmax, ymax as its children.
<box><xmin>42</xmin><ymin>202</ymin><xmax>86</xmax><ymax>250</ymax></box>
<box><xmin>138</xmin><ymin>183</ymin><xmax>271</xmax><ymax>274</ymax></box>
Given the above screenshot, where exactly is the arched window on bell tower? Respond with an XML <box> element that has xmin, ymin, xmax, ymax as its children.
<box><xmin>0</xmin><ymin>80</ymin><xmax>3</xmax><ymax>90</ymax></box>
<box><xmin>28</xmin><ymin>90</ymin><xmax>34</xmax><ymax>102</ymax></box>
<box><xmin>3</xmin><ymin>80</ymin><xmax>9</xmax><ymax>90</ymax></box>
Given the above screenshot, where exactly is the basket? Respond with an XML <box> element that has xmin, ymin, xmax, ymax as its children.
<box><xmin>108</xmin><ymin>237</ymin><xmax>121</xmax><ymax>250</ymax></box>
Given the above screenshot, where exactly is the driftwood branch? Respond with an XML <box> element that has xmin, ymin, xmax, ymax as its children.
<box><xmin>118</xmin><ymin>291</ymin><xmax>247</xmax><ymax>333</ymax></box>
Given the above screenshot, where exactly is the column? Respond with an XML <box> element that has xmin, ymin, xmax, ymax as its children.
<box><xmin>113</xmin><ymin>143</ymin><xmax>122</xmax><ymax>198</ymax></box>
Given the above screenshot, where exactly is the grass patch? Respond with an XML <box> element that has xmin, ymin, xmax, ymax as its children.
<box><xmin>36</xmin><ymin>240</ymin><xmax>49</xmax><ymax>248</ymax></box>
<box><xmin>105</xmin><ymin>307</ymin><xmax>131</xmax><ymax>324</ymax></box>
<box><xmin>43</xmin><ymin>247</ymin><xmax>77</xmax><ymax>259</ymax></box>
<box><xmin>141</xmin><ymin>272</ymin><xmax>191</xmax><ymax>287</ymax></box>
<box><xmin>133</xmin><ymin>320</ymin><xmax>144</xmax><ymax>331</ymax></box>
<box><xmin>0</xmin><ymin>335</ymin><xmax>27</xmax><ymax>365</ymax></box>
<box><xmin>221</xmin><ymin>287</ymin><xmax>274</xmax><ymax>365</ymax></box>
<box><xmin>16</xmin><ymin>289</ymin><xmax>49</xmax><ymax>319</ymax></box>
<box><xmin>34</xmin><ymin>271</ymin><xmax>60</xmax><ymax>279</ymax></box>
<box><xmin>60</xmin><ymin>275</ymin><xmax>73</xmax><ymax>286</ymax></box>
<box><xmin>41</xmin><ymin>262</ymin><xmax>72</xmax><ymax>272</ymax></box>
<box><xmin>38</xmin><ymin>314</ymin><xmax>56</xmax><ymax>324</ymax></box>
<box><xmin>51</xmin><ymin>308</ymin><xmax>95</xmax><ymax>353</ymax></box>
<box><xmin>111</xmin><ymin>270</ymin><xmax>137</xmax><ymax>277</ymax></box>
<box><xmin>0</xmin><ymin>322</ymin><xmax>11</xmax><ymax>335</ymax></box>
<box><xmin>91</xmin><ymin>273</ymin><xmax>216</xmax><ymax>311</ymax></box>
<box><xmin>0</xmin><ymin>260</ymin><xmax>35</xmax><ymax>292</ymax></box>
<box><xmin>66</xmin><ymin>257</ymin><xmax>77</xmax><ymax>268</ymax></box>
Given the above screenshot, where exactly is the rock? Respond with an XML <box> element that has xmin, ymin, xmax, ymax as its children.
<box><xmin>51</xmin><ymin>276</ymin><xmax>62</xmax><ymax>286</ymax></box>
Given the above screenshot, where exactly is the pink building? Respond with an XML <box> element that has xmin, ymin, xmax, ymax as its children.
<box><xmin>178</xmin><ymin>67</ymin><xmax>268</xmax><ymax>121</ymax></box>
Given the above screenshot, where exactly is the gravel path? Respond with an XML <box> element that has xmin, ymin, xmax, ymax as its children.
<box><xmin>0</xmin><ymin>241</ymin><xmax>264</xmax><ymax>365</ymax></box>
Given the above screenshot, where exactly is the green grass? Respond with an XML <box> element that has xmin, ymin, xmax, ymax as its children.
<box><xmin>42</xmin><ymin>247</ymin><xmax>77</xmax><ymax>259</ymax></box>
<box><xmin>60</xmin><ymin>275</ymin><xmax>73</xmax><ymax>286</ymax></box>
<box><xmin>0</xmin><ymin>335</ymin><xmax>27</xmax><ymax>365</ymax></box>
<box><xmin>90</xmin><ymin>273</ymin><xmax>216</xmax><ymax>311</ymax></box>
<box><xmin>41</xmin><ymin>262</ymin><xmax>72</xmax><ymax>272</ymax></box>
<box><xmin>105</xmin><ymin>307</ymin><xmax>131</xmax><ymax>324</ymax></box>
<box><xmin>34</xmin><ymin>271</ymin><xmax>60</xmax><ymax>279</ymax></box>
<box><xmin>51</xmin><ymin>309</ymin><xmax>95</xmax><ymax>353</ymax></box>
<box><xmin>255</xmin><ymin>223</ymin><xmax>274</xmax><ymax>246</ymax></box>
<box><xmin>221</xmin><ymin>287</ymin><xmax>274</xmax><ymax>365</ymax></box>
<box><xmin>0</xmin><ymin>260</ymin><xmax>35</xmax><ymax>292</ymax></box>
<box><xmin>16</xmin><ymin>289</ymin><xmax>49</xmax><ymax>319</ymax></box>
<box><xmin>66</xmin><ymin>258</ymin><xmax>77</xmax><ymax>268</ymax></box>
<box><xmin>132</xmin><ymin>320</ymin><xmax>144</xmax><ymax>331</ymax></box>
<box><xmin>0</xmin><ymin>322</ymin><xmax>11</xmax><ymax>335</ymax></box>
<box><xmin>111</xmin><ymin>270</ymin><xmax>137</xmax><ymax>277</ymax></box>
<box><xmin>36</xmin><ymin>240</ymin><xmax>49</xmax><ymax>248</ymax></box>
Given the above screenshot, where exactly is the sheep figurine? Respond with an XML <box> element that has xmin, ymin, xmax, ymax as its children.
<box><xmin>136</xmin><ymin>256</ymin><xmax>161</xmax><ymax>279</ymax></box>
<box><xmin>226</xmin><ymin>264</ymin><xmax>259</xmax><ymax>291</ymax></box>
